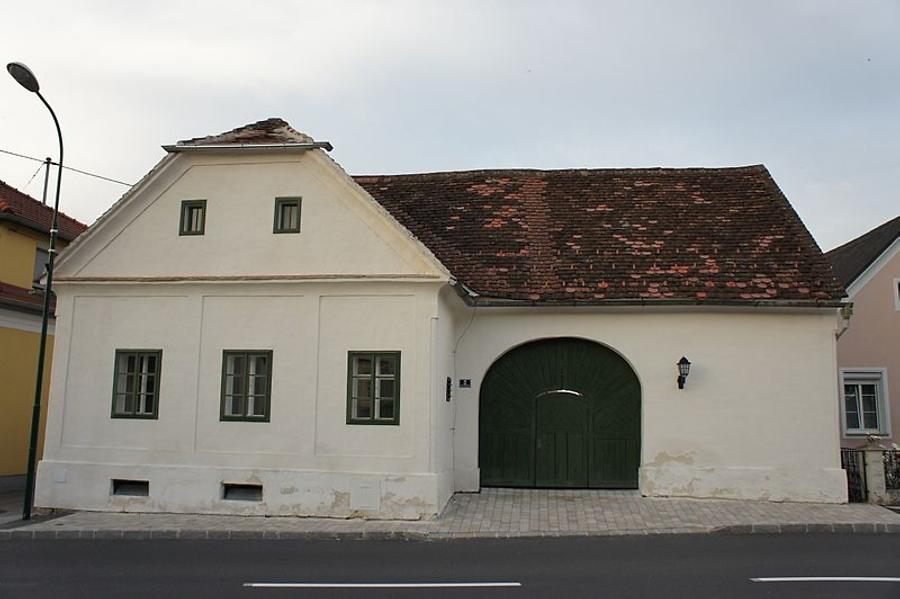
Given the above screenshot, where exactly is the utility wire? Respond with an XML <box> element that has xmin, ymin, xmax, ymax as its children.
<box><xmin>22</xmin><ymin>161</ymin><xmax>45</xmax><ymax>192</ymax></box>
<box><xmin>0</xmin><ymin>147</ymin><xmax>134</xmax><ymax>187</ymax></box>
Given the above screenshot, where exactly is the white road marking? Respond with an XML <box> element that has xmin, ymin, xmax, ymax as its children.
<box><xmin>751</xmin><ymin>577</ymin><xmax>900</xmax><ymax>583</ymax></box>
<box><xmin>244</xmin><ymin>582</ymin><xmax>522</xmax><ymax>589</ymax></box>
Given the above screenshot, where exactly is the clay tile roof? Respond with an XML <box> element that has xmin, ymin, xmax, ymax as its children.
<box><xmin>826</xmin><ymin>214</ymin><xmax>900</xmax><ymax>287</ymax></box>
<box><xmin>0</xmin><ymin>179</ymin><xmax>88</xmax><ymax>241</ymax></box>
<box><xmin>0</xmin><ymin>281</ymin><xmax>52</xmax><ymax>314</ymax></box>
<box><xmin>356</xmin><ymin>166</ymin><xmax>846</xmax><ymax>304</ymax></box>
<box><xmin>176</xmin><ymin>117</ymin><xmax>316</xmax><ymax>146</ymax></box>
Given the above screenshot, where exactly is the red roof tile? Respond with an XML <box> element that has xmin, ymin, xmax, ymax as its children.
<box><xmin>0</xmin><ymin>281</ymin><xmax>52</xmax><ymax>314</ymax></box>
<box><xmin>0</xmin><ymin>179</ymin><xmax>88</xmax><ymax>241</ymax></box>
<box><xmin>356</xmin><ymin>166</ymin><xmax>845</xmax><ymax>304</ymax></box>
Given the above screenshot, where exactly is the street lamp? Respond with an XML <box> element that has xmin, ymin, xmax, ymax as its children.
<box><xmin>7</xmin><ymin>62</ymin><xmax>64</xmax><ymax>520</ymax></box>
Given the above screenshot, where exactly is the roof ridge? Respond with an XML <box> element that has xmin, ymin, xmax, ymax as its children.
<box><xmin>826</xmin><ymin>214</ymin><xmax>900</xmax><ymax>256</ymax></box>
<box><xmin>176</xmin><ymin>117</ymin><xmax>314</xmax><ymax>146</ymax></box>
<box><xmin>353</xmin><ymin>164</ymin><xmax>767</xmax><ymax>180</ymax></box>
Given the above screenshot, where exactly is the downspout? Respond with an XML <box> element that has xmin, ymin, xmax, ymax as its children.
<box><xmin>448</xmin><ymin>279</ymin><xmax>480</xmax><ymax>483</ymax></box>
<box><xmin>836</xmin><ymin>303</ymin><xmax>853</xmax><ymax>339</ymax></box>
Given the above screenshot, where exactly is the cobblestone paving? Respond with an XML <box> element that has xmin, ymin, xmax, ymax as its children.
<box><xmin>3</xmin><ymin>489</ymin><xmax>900</xmax><ymax>539</ymax></box>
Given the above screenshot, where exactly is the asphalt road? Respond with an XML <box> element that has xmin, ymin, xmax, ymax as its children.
<box><xmin>1</xmin><ymin>534</ymin><xmax>899</xmax><ymax>598</ymax></box>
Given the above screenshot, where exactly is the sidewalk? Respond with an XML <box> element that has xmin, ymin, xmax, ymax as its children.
<box><xmin>2</xmin><ymin>488</ymin><xmax>900</xmax><ymax>540</ymax></box>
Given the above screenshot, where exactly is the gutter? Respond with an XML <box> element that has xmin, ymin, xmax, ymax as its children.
<box><xmin>0</xmin><ymin>212</ymin><xmax>79</xmax><ymax>242</ymax></box>
<box><xmin>448</xmin><ymin>281</ymin><xmax>845</xmax><ymax>309</ymax></box>
<box><xmin>162</xmin><ymin>142</ymin><xmax>334</xmax><ymax>153</ymax></box>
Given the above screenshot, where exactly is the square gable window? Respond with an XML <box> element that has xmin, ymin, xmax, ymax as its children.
<box><xmin>273</xmin><ymin>197</ymin><xmax>301</xmax><ymax>234</ymax></box>
<box><xmin>179</xmin><ymin>199</ymin><xmax>206</xmax><ymax>236</ymax></box>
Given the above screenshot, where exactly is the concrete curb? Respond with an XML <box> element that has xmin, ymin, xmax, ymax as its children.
<box><xmin>2</xmin><ymin>522</ymin><xmax>900</xmax><ymax>540</ymax></box>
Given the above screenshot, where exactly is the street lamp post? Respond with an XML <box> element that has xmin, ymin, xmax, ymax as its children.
<box><xmin>7</xmin><ymin>62</ymin><xmax>64</xmax><ymax>520</ymax></box>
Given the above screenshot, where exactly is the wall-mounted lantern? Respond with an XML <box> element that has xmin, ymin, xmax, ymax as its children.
<box><xmin>677</xmin><ymin>356</ymin><xmax>691</xmax><ymax>390</ymax></box>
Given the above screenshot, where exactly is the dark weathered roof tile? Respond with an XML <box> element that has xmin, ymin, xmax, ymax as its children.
<box><xmin>826</xmin><ymin>215</ymin><xmax>900</xmax><ymax>287</ymax></box>
<box><xmin>356</xmin><ymin>166</ymin><xmax>845</xmax><ymax>304</ymax></box>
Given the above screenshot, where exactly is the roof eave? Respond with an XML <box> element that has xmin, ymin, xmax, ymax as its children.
<box><xmin>162</xmin><ymin>142</ymin><xmax>334</xmax><ymax>153</ymax></box>
<box><xmin>456</xmin><ymin>294</ymin><xmax>847</xmax><ymax>309</ymax></box>
<box><xmin>0</xmin><ymin>212</ymin><xmax>79</xmax><ymax>241</ymax></box>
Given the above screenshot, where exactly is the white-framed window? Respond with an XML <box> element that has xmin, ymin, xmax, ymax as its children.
<box><xmin>893</xmin><ymin>278</ymin><xmax>900</xmax><ymax>311</ymax></box>
<box><xmin>33</xmin><ymin>247</ymin><xmax>49</xmax><ymax>288</ymax></box>
<box><xmin>841</xmin><ymin>369</ymin><xmax>890</xmax><ymax>436</ymax></box>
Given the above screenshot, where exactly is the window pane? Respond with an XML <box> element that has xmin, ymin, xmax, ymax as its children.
<box><xmin>228</xmin><ymin>355</ymin><xmax>245</xmax><ymax>377</ymax></box>
<box><xmin>356</xmin><ymin>398</ymin><xmax>372</xmax><ymax>418</ymax></box>
<box><xmin>248</xmin><ymin>375</ymin><xmax>266</xmax><ymax>397</ymax></box>
<box><xmin>253</xmin><ymin>355</ymin><xmax>267</xmax><ymax>375</ymax></box>
<box><xmin>139</xmin><ymin>393</ymin><xmax>153</xmax><ymax>415</ymax></box>
<box><xmin>227</xmin><ymin>394</ymin><xmax>242</xmax><ymax>417</ymax></box>
<box><xmin>377</xmin><ymin>356</ymin><xmax>395</xmax><ymax>376</ymax></box>
<box><xmin>116</xmin><ymin>373</ymin><xmax>128</xmax><ymax>396</ymax></box>
<box><xmin>114</xmin><ymin>394</ymin><xmax>126</xmax><ymax>414</ymax></box>
<box><xmin>287</xmin><ymin>204</ymin><xmax>298</xmax><ymax>229</ymax></box>
<box><xmin>33</xmin><ymin>248</ymin><xmax>49</xmax><ymax>285</ymax></box>
<box><xmin>844</xmin><ymin>385</ymin><xmax>860</xmax><ymax>429</ymax></box>
<box><xmin>355</xmin><ymin>378</ymin><xmax>372</xmax><ymax>399</ymax></box>
<box><xmin>862</xmin><ymin>385</ymin><xmax>879</xmax><ymax>429</ymax></box>
<box><xmin>250</xmin><ymin>396</ymin><xmax>266</xmax><ymax>416</ymax></box>
<box><xmin>230</xmin><ymin>375</ymin><xmax>244</xmax><ymax>396</ymax></box>
<box><xmin>354</xmin><ymin>356</ymin><xmax>372</xmax><ymax>375</ymax></box>
<box><xmin>377</xmin><ymin>398</ymin><xmax>395</xmax><ymax>420</ymax></box>
<box><xmin>377</xmin><ymin>378</ymin><xmax>395</xmax><ymax>399</ymax></box>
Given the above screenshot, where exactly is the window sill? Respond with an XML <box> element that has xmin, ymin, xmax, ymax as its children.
<box><xmin>111</xmin><ymin>414</ymin><xmax>158</xmax><ymax>420</ymax></box>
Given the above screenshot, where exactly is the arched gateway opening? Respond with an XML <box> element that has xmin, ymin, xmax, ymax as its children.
<box><xmin>479</xmin><ymin>338</ymin><xmax>641</xmax><ymax>489</ymax></box>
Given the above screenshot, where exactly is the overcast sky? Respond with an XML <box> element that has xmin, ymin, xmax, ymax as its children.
<box><xmin>1</xmin><ymin>0</ymin><xmax>897</xmax><ymax>250</ymax></box>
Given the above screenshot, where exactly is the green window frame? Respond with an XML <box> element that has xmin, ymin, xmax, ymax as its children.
<box><xmin>346</xmin><ymin>351</ymin><xmax>400</xmax><ymax>425</ymax></box>
<box><xmin>220</xmin><ymin>350</ymin><xmax>273</xmax><ymax>422</ymax></box>
<box><xmin>111</xmin><ymin>350</ymin><xmax>162</xmax><ymax>419</ymax></box>
<box><xmin>179</xmin><ymin>199</ymin><xmax>206</xmax><ymax>236</ymax></box>
<box><xmin>273</xmin><ymin>197</ymin><xmax>301</xmax><ymax>234</ymax></box>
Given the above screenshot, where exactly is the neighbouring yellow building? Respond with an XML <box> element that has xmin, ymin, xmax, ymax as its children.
<box><xmin>0</xmin><ymin>179</ymin><xmax>86</xmax><ymax>490</ymax></box>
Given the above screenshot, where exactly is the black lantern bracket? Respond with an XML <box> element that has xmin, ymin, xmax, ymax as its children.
<box><xmin>677</xmin><ymin>356</ymin><xmax>691</xmax><ymax>390</ymax></box>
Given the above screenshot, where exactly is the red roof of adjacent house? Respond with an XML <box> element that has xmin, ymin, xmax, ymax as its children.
<box><xmin>0</xmin><ymin>180</ymin><xmax>87</xmax><ymax>314</ymax></box>
<box><xmin>356</xmin><ymin>166</ymin><xmax>846</xmax><ymax>304</ymax></box>
<box><xmin>0</xmin><ymin>179</ymin><xmax>88</xmax><ymax>241</ymax></box>
<box><xmin>0</xmin><ymin>281</ymin><xmax>52</xmax><ymax>314</ymax></box>
<box><xmin>826</xmin><ymin>215</ymin><xmax>900</xmax><ymax>288</ymax></box>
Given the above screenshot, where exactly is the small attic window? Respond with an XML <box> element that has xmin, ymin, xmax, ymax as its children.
<box><xmin>179</xmin><ymin>199</ymin><xmax>206</xmax><ymax>236</ymax></box>
<box><xmin>273</xmin><ymin>197</ymin><xmax>301</xmax><ymax>234</ymax></box>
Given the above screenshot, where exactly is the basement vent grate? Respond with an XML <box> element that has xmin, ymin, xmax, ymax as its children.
<box><xmin>111</xmin><ymin>479</ymin><xmax>149</xmax><ymax>497</ymax></box>
<box><xmin>223</xmin><ymin>482</ymin><xmax>263</xmax><ymax>502</ymax></box>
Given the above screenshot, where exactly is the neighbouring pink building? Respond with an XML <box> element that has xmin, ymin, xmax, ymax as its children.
<box><xmin>827</xmin><ymin>216</ymin><xmax>900</xmax><ymax>446</ymax></box>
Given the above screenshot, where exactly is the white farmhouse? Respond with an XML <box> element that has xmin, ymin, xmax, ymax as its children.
<box><xmin>36</xmin><ymin>119</ymin><xmax>849</xmax><ymax>518</ymax></box>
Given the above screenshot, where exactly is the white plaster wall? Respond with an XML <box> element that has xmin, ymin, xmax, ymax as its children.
<box><xmin>447</xmin><ymin>296</ymin><xmax>847</xmax><ymax>503</ymax></box>
<box><xmin>36</xmin><ymin>281</ymin><xmax>445</xmax><ymax>518</ymax></box>
<box><xmin>61</xmin><ymin>151</ymin><xmax>439</xmax><ymax>279</ymax></box>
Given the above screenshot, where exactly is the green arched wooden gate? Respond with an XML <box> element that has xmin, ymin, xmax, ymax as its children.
<box><xmin>479</xmin><ymin>338</ymin><xmax>641</xmax><ymax>488</ymax></box>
